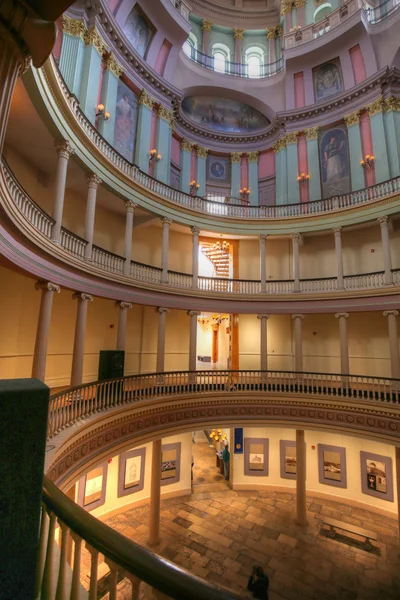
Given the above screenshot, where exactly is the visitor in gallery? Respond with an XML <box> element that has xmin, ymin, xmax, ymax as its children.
<box><xmin>247</xmin><ymin>565</ymin><xmax>269</xmax><ymax>599</ymax></box>
<box><xmin>222</xmin><ymin>442</ymin><xmax>230</xmax><ymax>480</ymax></box>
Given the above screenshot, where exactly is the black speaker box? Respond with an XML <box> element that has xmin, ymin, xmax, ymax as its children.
<box><xmin>98</xmin><ymin>350</ymin><xmax>125</xmax><ymax>381</ymax></box>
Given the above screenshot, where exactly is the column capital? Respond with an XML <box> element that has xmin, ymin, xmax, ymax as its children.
<box><xmin>304</xmin><ymin>126</ymin><xmax>320</xmax><ymax>141</ymax></box>
<box><xmin>61</xmin><ymin>15</ymin><xmax>86</xmax><ymax>38</ymax></box>
<box><xmin>247</xmin><ymin>151</ymin><xmax>259</xmax><ymax>163</ymax></box>
<box><xmin>201</xmin><ymin>19</ymin><xmax>213</xmax><ymax>31</ymax></box>
<box><xmin>383</xmin><ymin>97</ymin><xmax>400</xmax><ymax>114</ymax></box>
<box><xmin>156</xmin><ymin>307</ymin><xmax>170</xmax><ymax>314</ymax></box>
<box><xmin>335</xmin><ymin>313</ymin><xmax>349</xmax><ymax>319</ymax></box>
<box><xmin>292</xmin><ymin>314</ymin><xmax>305</xmax><ymax>320</ymax></box>
<box><xmin>230</xmin><ymin>152</ymin><xmax>242</xmax><ymax>163</ymax></box>
<box><xmin>82</xmin><ymin>27</ymin><xmax>107</xmax><ymax>56</ymax></box>
<box><xmin>196</xmin><ymin>145</ymin><xmax>209</xmax><ymax>158</ymax></box>
<box><xmin>366</xmin><ymin>96</ymin><xmax>384</xmax><ymax>117</ymax></box>
<box><xmin>383</xmin><ymin>310</ymin><xmax>399</xmax><ymax>318</ymax></box>
<box><xmin>138</xmin><ymin>89</ymin><xmax>155</xmax><ymax>110</ymax></box>
<box><xmin>161</xmin><ymin>217</ymin><xmax>172</xmax><ymax>226</ymax></box>
<box><xmin>86</xmin><ymin>173</ymin><xmax>102</xmax><ymax>189</ymax></box>
<box><xmin>343</xmin><ymin>110</ymin><xmax>361</xmax><ymax>127</ymax></box>
<box><xmin>125</xmin><ymin>200</ymin><xmax>138</xmax><ymax>212</ymax></box>
<box><xmin>157</xmin><ymin>105</ymin><xmax>174</xmax><ymax>129</ymax></box>
<box><xmin>378</xmin><ymin>215</ymin><xmax>389</xmax><ymax>227</ymax></box>
<box><xmin>103</xmin><ymin>52</ymin><xmax>124</xmax><ymax>78</ymax></box>
<box><xmin>332</xmin><ymin>227</ymin><xmax>342</xmax><ymax>236</ymax></box>
<box><xmin>257</xmin><ymin>314</ymin><xmax>270</xmax><ymax>320</ymax></box>
<box><xmin>291</xmin><ymin>232</ymin><xmax>301</xmax><ymax>242</ymax></box>
<box><xmin>266</xmin><ymin>25</ymin><xmax>283</xmax><ymax>39</ymax></box>
<box><xmin>187</xmin><ymin>310</ymin><xmax>201</xmax><ymax>317</ymax></box>
<box><xmin>285</xmin><ymin>131</ymin><xmax>299</xmax><ymax>145</ymax></box>
<box><xmin>272</xmin><ymin>137</ymin><xmax>286</xmax><ymax>154</ymax></box>
<box><xmin>35</xmin><ymin>281</ymin><xmax>60</xmax><ymax>293</ymax></box>
<box><xmin>259</xmin><ymin>234</ymin><xmax>268</xmax><ymax>241</ymax></box>
<box><xmin>72</xmin><ymin>292</ymin><xmax>93</xmax><ymax>302</ymax></box>
<box><xmin>233</xmin><ymin>28</ymin><xmax>245</xmax><ymax>40</ymax></box>
<box><xmin>191</xmin><ymin>226</ymin><xmax>200</xmax><ymax>235</ymax></box>
<box><xmin>115</xmin><ymin>301</ymin><xmax>132</xmax><ymax>309</ymax></box>
<box><xmin>181</xmin><ymin>139</ymin><xmax>193</xmax><ymax>153</ymax></box>
<box><xmin>54</xmin><ymin>140</ymin><xmax>74</xmax><ymax>159</ymax></box>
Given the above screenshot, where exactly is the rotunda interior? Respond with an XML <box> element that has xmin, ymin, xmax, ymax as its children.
<box><xmin>1</xmin><ymin>0</ymin><xmax>400</xmax><ymax>599</ymax></box>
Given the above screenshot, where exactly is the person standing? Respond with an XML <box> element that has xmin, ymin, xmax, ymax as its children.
<box><xmin>248</xmin><ymin>566</ymin><xmax>269</xmax><ymax>599</ymax></box>
<box><xmin>222</xmin><ymin>442</ymin><xmax>230</xmax><ymax>481</ymax></box>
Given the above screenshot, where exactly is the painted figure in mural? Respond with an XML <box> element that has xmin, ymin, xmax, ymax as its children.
<box><xmin>210</xmin><ymin>161</ymin><xmax>225</xmax><ymax>179</ymax></box>
<box><xmin>323</xmin><ymin>136</ymin><xmax>345</xmax><ymax>181</ymax></box>
<box><xmin>124</xmin><ymin>11</ymin><xmax>149</xmax><ymax>57</ymax></box>
<box><xmin>315</xmin><ymin>62</ymin><xmax>343</xmax><ymax>101</ymax></box>
<box><xmin>181</xmin><ymin>96</ymin><xmax>270</xmax><ymax>133</ymax></box>
<box><xmin>113</xmin><ymin>86</ymin><xmax>137</xmax><ymax>162</ymax></box>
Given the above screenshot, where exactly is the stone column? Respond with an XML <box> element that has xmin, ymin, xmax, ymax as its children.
<box><xmin>59</xmin><ymin>16</ymin><xmax>85</xmax><ymax>98</ymax></box>
<box><xmin>32</xmin><ymin>282</ymin><xmax>60</xmax><ymax>381</ymax></box>
<box><xmin>273</xmin><ymin>137</ymin><xmax>287</xmax><ymax>205</ymax></box>
<box><xmin>201</xmin><ymin>20</ymin><xmax>212</xmax><ymax>61</ymax></box>
<box><xmin>367</xmin><ymin>97</ymin><xmax>390</xmax><ymax>184</ymax></box>
<box><xmin>333</xmin><ymin>227</ymin><xmax>344</xmax><ymax>290</ymax></box>
<box><xmin>156</xmin><ymin>307</ymin><xmax>170</xmax><ymax>373</ymax></box>
<box><xmin>305</xmin><ymin>127</ymin><xmax>321</xmax><ymax>201</ymax></box>
<box><xmin>286</xmin><ymin>132</ymin><xmax>300</xmax><ymax>205</ymax></box>
<box><xmin>135</xmin><ymin>90</ymin><xmax>154</xmax><ymax>174</ymax></box>
<box><xmin>382</xmin><ymin>97</ymin><xmax>400</xmax><ymax>179</ymax></box>
<box><xmin>335</xmin><ymin>313</ymin><xmax>350</xmax><ymax>376</ymax></box>
<box><xmin>161</xmin><ymin>218</ymin><xmax>171</xmax><ymax>284</ymax></box>
<box><xmin>292</xmin><ymin>314</ymin><xmax>304</xmax><ymax>372</ymax></box>
<box><xmin>191</xmin><ymin>227</ymin><xmax>200</xmax><ymax>289</ymax></box>
<box><xmin>291</xmin><ymin>233</ymin><xmax>301</xmax><ymax>293</ymax></box>
<box><xmin>266</xmin><ymin>29</ymin><xmax>276</xmax><ymax>67</ymax></box>
<box><xmin>257</xmin><ymin>315</ymin><xmax>269</xmax><ymax>372</ymax></box>
<box><xmin>383</xmin><ymin>311</ymin><xmax>400</xmax><ymax>380</ymax></box>
<box><xmin>116</xmin><ymin>302</ymin><xmax>132</xmax><ymax>352</ymax></box>
<box><xmin>247</xmin><ymin>151</ymin><xmax>259</xmax><ymax>205</ymax></box>
<box><xmin>296</xmin><ymin>429</ymin><xmax>307</xmax><ymax>526</ymax></box>
<box><xmin>180</xmin><ymin>139</ymin><xmax>193</xmax><ymax>193</ymax></box>
<box><xmin>196</xmin><ymin>146</ymin><xmax>208</xmax><ymax>197</ymax></box>
<box><xmin>378</xmin><ymin>216</ymin><xmax>393</xmax><ymax>285</ymax></box>
<box><xmin>84</xmin><ymin>174</ymin><xmax>102</xmax><ymax>260</ymax></box>
<box><xmin>395</xmin><ymin>447</ymin><xmax>400</xmax><ymax>538</ymax></box>
<box><xmin>259</xmin><ymin>234</ymin><xmax>267</xmax><ymax>293</ymax></box>
<box><xmin>51</xmin><ymin>141</ymin><xmax>75</xmax><ymax>243</ymax></box>
<box><xmin>71</xmin><ymin>293</ymin><xmax>93</xmax><ymax>386</ymax></box>
<box><xmin>79</xmin><ymin>28</ymin><xmax>106</xmax><ymax>124</ymax></box>
<box><xmin>98</xmin><ymin>53</ymin><xmax>124</xmax><ymax>143</ymax></box>
<box><xmin>123</xmin><ymin>201</ymin><xmax>137</xmax><ymax>276</ymax></box>
<box><xmin>233</xmin><ymin>28</ymin><xmax>244</xmax><ymax>75</ymax></box>
<box><xmin>344</xmin><ymin>110</ymin><xmax>365</xmax><ymax>192</ymax></box>
<box><xmin>187</xmin><ymin>311</ymin><xmax>201</xmax><ymax>371</ymax></box>
<box><xmin>155</xmin><ymin>106</ymin><xmax>174</xmax><ymax>184</ymax></box>
<box><xmin>230</xmin><ymin>153</ymin><xmax>242</xmax><ymax>198</ymax></box>
<box><xmin>148</xmin><ymin>439</ymin><xmax>162</xmax><ymax>546</ymax></box>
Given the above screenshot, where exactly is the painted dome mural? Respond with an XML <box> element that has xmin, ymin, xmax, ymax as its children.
<box><xmin>181</xmin><ymin>96</ymin><xmax>270</xmax><ymax>133</ymax></box>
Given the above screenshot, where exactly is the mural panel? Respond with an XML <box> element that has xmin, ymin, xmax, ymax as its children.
<box><xmin>181</xmin><ymin>96</ymin><xmax>270</xmax><ymax>133</ymax></box>
<box><xmin>313</xmin><ymin>57</ymin><xmax>343</xmax><ymax>102</ymax></box>
<box><xmin>319</xmin><ymin>125</ymin><xmax>351</xmax><ymax>198</ymax></box>
<box><xmin>112</xmin><ymin>80</ymin><xmax>138</xmax><ymax>163</ymax></box>
<box><xmin>123</xmin><ymin>6</ymin><xmax>153</xmax><ymax>58</ymax></box>
<box><xmin>207</xmin><ymin>156</ymin><xmax>230</xmax><ymax>182</ymax></box>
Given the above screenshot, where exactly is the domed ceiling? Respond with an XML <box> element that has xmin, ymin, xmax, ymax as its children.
<box><xmin>181</xmin><ymin>96</ymin><xmax>270</xmax><ymax>133</ymax></box>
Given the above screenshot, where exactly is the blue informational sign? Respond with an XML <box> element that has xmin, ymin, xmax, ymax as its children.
<box><xmin>234</xmin><ymin>428</ymin><xmax>243</xmax><ymax>454</ymax></box>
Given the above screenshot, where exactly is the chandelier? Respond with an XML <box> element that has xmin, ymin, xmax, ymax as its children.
<box><xmin>210</xmin><ymin>429</ymin><xmax>228</xmax><ymax>443</ymax></box>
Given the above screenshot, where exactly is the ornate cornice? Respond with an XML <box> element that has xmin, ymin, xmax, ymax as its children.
<box><xmin>272</xmin><ymin>137</ymin><xmax>286</xmax><ymax>153</ymax></box>
<box><xmin>230</xmin><ymin>152</ymin><xmax>242</xmax><ymax>163</ymax></box>
<box><xmin>157</xmin><ymin>105</ymin><xmax>174</xmax><ymax>128</ymax></box>
<box><xmin>285</xmin><ymin>131</ymin><xmax>299</xmax><ymax>145</ymax></box>
<box><xmin>196</xmin><ymin>146</ymin><xmax>209</xmax><ymax>158</ymax></box>
<box><xmin>343</xmin><ymin>109</ymin><xmax>361</xmax><ymax>127</ymax></box>
<box><xmin>181</xmin><ymin>139</ymin><xmax>193</xmax><ymax>152</ymax></box>
<box><xmin>103</xmin><ymin>52</ymin><xmax>124</xmax><ymax>78</ymax></box>
<box><xmin>233</xmin><ymin>28</ymin><xmax>245</xmax><ymax>40</ymax></box>
<box><xmin>247</xmin><ymin>151</ymin><xmax>259</xmax><ymax>163</ymax></box>
<box><xmin>61</xmin><ymin>15</ymin><xmax>85</xmax><ymax>38</ymax></box>
<box><xmin>304</xmin><ymin>126</ymin><xmax>320</xmax><ymax>141</ymax></box>
<box><xmin>366</xmin><ymin>96</ymin><xmax>384</xmax><ymax>117</ymax></box>
<box><xmin>383</xmin><ymin>96</ymin><xmax>400</xmax><ymax>113</ymax></box>
<box><xmin>139</xmin><ymin>89</ymin><xmax>155</xmax><ymax>110</ymax></box>
<box><xmin>202</xmin><ymin>19</ymin><xmax>213</xmax><ymax>31</ymax></box>
<box><xmin>82</xmin><ymin>27</ymin><xmax>107</xmax><ymax>56</ymax></box>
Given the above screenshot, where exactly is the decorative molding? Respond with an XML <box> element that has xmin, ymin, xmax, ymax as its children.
<box><xmin>156</xmin><ymin>307</ymin><xmax>170</xmax><ymax>314</ymax></box>
<box><xmin>335</xmin><ymin>313</ymin><xmax>349</xmax><ymax>319</ymax></box>
<box><xmin>272</xmin><ymin>137</ymin><xmax>286</xmax><ymax>153</ymax></box>
<box><xmin>138</xmin><ymin>89</ymin><xmax>155</xmax><ymax>110</ymax></box>
<box><xmin>343</xmin><ymin>109</ymin><xmax>361</xmax><ymax>127</ymax></box>
<box><xmin>161</xmin><ymin>217</ymin><xmax>172</xmax><ymax>226</ymax></box>
<box><xmin>181</xmin><ymin>139</ymin><xmax>193</xmax><ymax>152</ymax></box>
<box><xmin>35</xmin><ymin>281</ymin><xmax>61</xmax><ymax>294</ymax></box>
<box><xmin>72</xmin><ymin>292</ymin><xmax>93</xmax><ymax>302</ymax></box>
<box><xmin>281</xmin><ymin>0</ymin><xmax>294</xmax><ymax>16</ymax></box>
<box><xmin>291</xmin><ymin>232</ymin><xmax>301</xmax><ymax>242</ymax></box>
<box><xmin>54</xmin><ymin>140</ymin><xmax>75</xmax><ymax>160</ymax></box>
<box><xmin>383</xmin><ymin>96</ymin><xmax>400</xmax><ymax>113</ymax></box>
<box><xmin>86</xmin><ymin>174</ymin><xmax>102</xmax><ymax>189</ymax></box>
<box><xmin>230</xmin><ymin>152</ymin><xmax>242</xmax><ymax>163</ymax></box>
<box><xmin>332</xmin><ymin>227</ymin><xmax>342</xmax><ymax>236</ymax></box>
<box><xmin>257</xmin><ymin>314</ymin><xmax>270</xmax><ymax>320</ymax></box>
<box><xmin>366</xmin><ymin>96</ymin><xmax>385</xmax><ymax>117</ymax></box>
<box><xmin>196</xmin><ymin>146</ymin><xmax>209</xmax><ymax>158</ymax></box>
<box><xmin>187</xmin><ymin>310</ymin><xmax>201</xmax><ymax>317</ymax></box>
<box><xmin>116</xmin><ymin>301</ymin><xmax>133</xmax><ymax>309</ymax></box>
<box><xmin>233</xmin><ymin>28</ymin><xmax>245</xmax><ymax>40</ymax></box>
<box><xmin>157</xmin><ymin>105</ymin><xmax>174</xmax><ymax>128</ymax></box>
<box><xmin>304</xmin><ymin>126</ymin><xmax>320</xmax><ymax>141</ymax></box>
<box><xmin>292</xmin><ymin>313</ymin><xmax>305</xmax><ymax>319</ymax></box>
<box><xmin>247</xmin><ymin>151</ymin><xmax>259</xmax><ymax>163</ymax></box>
<box><xmin>190</xmin><ymin>226</ymin><xmax>200</xmax><ymax>235</ymax></box>
<box><xmin>124</xmin><ymin>200</ymin><xmax>137</xmax><ymax>212</ymax></box>
<box><xmin>378</xmin><ymin>215</ymin><xmax>389</xmax><ymax>226</ymax></box>
<box><xmin>61</xmin><ymin>15</ymin><xmax>85</xmax><ymax>38</ymax></box>
<box><xmin>285</xmin><ymin>131</ymin><xmax>299</xmax><ymax>145</ymax></box>
<box><xmin>383</xmin><ymin>310</ymin><xmax>399</xmax><ymax>317</ymax></box>
<box><xmin>266</xmin><ymin>25</ymin><xmax>283</xmax><ymax>39</ymax></box>
<box><xmin>82</xmin><ymin>27</ymin><xmax>107</xmax><ymax>56</ymax></box>
<box><xmin>294</xmin><ymin>0</ymin><xmax>307</xmax><ymax>6</ymax></box>
<box><xmin>201</xmin><ymin>19</ymin><xmax>213</xmax><ymax>31</ymax></box>
<box><xmin>103</xmin><ymin>52</ymin><xmax>124</xmax><ymax>78</ymax></box>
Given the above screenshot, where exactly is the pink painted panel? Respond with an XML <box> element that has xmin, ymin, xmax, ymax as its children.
<box><xmin>154</xmin><ymin>39</ymin><xmax>172</xmax><ymax>76</ymax></box>
<box><xmin>108</xmin><ymin>0</ymin><xmax>120</xmax><ymax>13</ymax></box>
<box><xmin>190</xmin><ymin>150</ymin><xmax>196</xmax><ymax>181</ymax></box>
<box><xmin>294</xmin><ymin>72</ymin><xmax>305</xmax><ymax>109</ymax></box>
<box><xmin>349</xmin><ymin>45</ymin><xmax>367</xmax><ymax>85</ymax></box>
<box><xmin>258</xmin><ymin>150</ymin><xmax>275</xmax><ymax>178</ymax></box>
<box><xmin>241</xmin><ymin>156</ymin><xmax>248</xmax><ymax>190</ymax></box>
<box><xmin>171</xmin><ymin>136</ymin><xmax>180</xmax><ymax>165</ymax></box>
<box><xmin>360</xmin><ymin>111</ymin><xmax>375</xmax><ymax>187</ymax></box>
<box><xmin>149</xmin><ymin>109</ymin><xmax>158</xmax><ymax>177</ymax></box>
<box><xmin>297</xmin><ymin>134</ymin><xmax>309</xmax><ymax>203</ymax></box>
<box><xmin>52</xmin><ymin>18</ymin><xmax>63</xmax><ymax>60</ymax></box>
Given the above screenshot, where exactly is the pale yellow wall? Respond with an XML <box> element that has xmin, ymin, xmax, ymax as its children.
<box><xmin>233</xmin><ymin>427</ymin><xmax>398</xmax><ymax>515</ymax></box>
<box><xmin>302</xmin><ymin>313</ymin><xmax>340</xmax><ymax>373</ymax></box>
<box><xmin>238</xmin><ymin>314</ymin><xmax>293</xmax><ymax>371</ymax></box>
<box><xmin>197</xmin><ymin>321</ymin><xmax>213</xmax><ymax>357</ymax></box>
<box><xmin>140</xmin><ymin>307</ymin><xmax>189</xmax><ymax>373</ymax></box>
<box><xmin>239</xmin><ymin>238</ymin><xmax>292</xmax><ymax>281</ymax></box>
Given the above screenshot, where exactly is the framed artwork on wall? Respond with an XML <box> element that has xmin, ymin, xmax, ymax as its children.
<box><xmin>280</xmin><ymin>440</ymin><xmax>297</xmax><ymax>480</ymax></box>
<box><xmin>118</xmin><ymin>447</ymin><xmax>146</xmax><ymax>498</ymax></box>
<box><xmin>318</xmin><ymin>444</ymin><xmax>347</xmax><ymax>488</ymax></box>
<box><xmin>207</xmin><ymin>156</ymin><xmax>230</xmax><ymax>183</ymax></box>
<box><xmin>319</xmin><ymin>125</ymin><xmax>351</xmax><ymax>199</ymax></box>
<box><xmin>161</xmin><ymin>442</ymin><xmax>181</xmax><ymax>486</ymax></box>
<box><xmin>112</xmin><ymin>80</ymin><xmax>138</xmax><ymax>163</ymax></box>
<box><xmin>122</xmin><ymin>5</ymin><xmax>154</xmax><ymax>58</ymax></box>
<box><xmin>244</xmin><ymin>438</ymin><xmax>269</xmax><ymax>476</ymax></box>
<box><xmin>360</xmin><ymin>451</ymin><xmax>394</xmax><ymax>502</ymax></box>
<box><xmin>77</xmin><ymin>462</ymin><xmax>108</xmax><ymax>511</ymax></box>
<box><xmin>312</xmin><ymin>57</ymin><xmax>344</xmax><ymax>102</ymax></box>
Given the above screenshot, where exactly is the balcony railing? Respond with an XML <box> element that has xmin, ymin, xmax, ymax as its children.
<box><xmin>364</xmin><ymin>0</ymin><xmax>400</xmax><ymax>23</ymax></box>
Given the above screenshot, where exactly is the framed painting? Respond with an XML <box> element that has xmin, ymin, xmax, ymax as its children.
<box><xmin>78</xmin><ymin>462</ymin><xmax>108</xmax><ymax>511</ymax></box>
<box><xmin>244</xmin><ymin>438</ymin><xmax>269</xmax><ymax>476</ymax></box>
<box><xmin>123</xmin><ymin>5</ymin><xmax>154</xmax><ymax>58</ymax></box>
<box><xmin>280</xmin><ymin>440</ymin><xmax>297</xmax><ymax>480</ymax></box>
<box><xmin>360</xmin><ymin>451</ymin><xmax>394</xmax><ymax>502</ymax></box>
<box><xmin>319</xmin><ymin>125</ymin><xmax>351</xmax><ymax>198</ymax></box>
<box><xmin>312</xmin><ymin>57</ymin><xmax>343</xmax><ymax>102</ymax></box>
<box><xmin>118</xmin><ymin>447</ymin><xmax>146</xmax><ymax>498</ymax></box>
<box><xmin>161</xmin><ymin>442</ymin><xmax>181</xmax><ymax>486</ymax></box>
<box><xmin>112</xmin><ymin>79</ymin><xmax>138</xmax><ymax>163</ymax></box>
<box><xmin>318</xmin><ymin>444</ymin><xmax>347</xmax><ymax>488</ymax></box>
<box><xmin>207</xmin><ymin>156</ymin><xmax>230</xmax><ymax>183</ymax></box>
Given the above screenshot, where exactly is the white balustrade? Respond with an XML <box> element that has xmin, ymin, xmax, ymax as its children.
<box><xmin>300</xmin><ymin>278</ymin><xmax>337</xmax><ymax>293</ymax></box>
<box><xmin>60</xmin><ymin>228</ymin><xmax>87</xmax><ymax>258</ymax></box>
<box><xmin>92</xmin><ymin>245</ymin><xmax>124</xmax><ymax>273</ymax></box>
<box><xmin>344</xmin><ymin>271</ymin><xmax>386</xmax><ymax>290</ymax></box>
<box><xmin>131</xmin><ymin>261</ymin><xmax>162</xmax><ymax>284</ymax></box>
<box><xmin>168</xmin><ymin>271</ymin><xmax>193</xmax><ymax>288</ymax></box>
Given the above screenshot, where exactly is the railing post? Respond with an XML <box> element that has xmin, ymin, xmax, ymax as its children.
<box><xmin>41</xmin><ymin>511</ymin><xmax>57</xmax><ymax>600</ymax></box>
<box><xmin>70</xmin><ymin>533</ymin><xmax>82</xmax><ymax>600</ymax></box>
<box><xmin>86</xmin><ymin>544</ymin><xmax>99</xmax><ymax>600</ymax></box>
<box><xmin>55</xmin><ymin>521</ymin><xmax>70</xmax><ymax>600</ymax></box>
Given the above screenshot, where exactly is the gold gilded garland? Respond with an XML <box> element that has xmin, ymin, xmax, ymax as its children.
<box><xmin>343</xmin><ymin>109</ymin><xmax>361</xmax><ymax>127</ymax></box>
<box><xmin>103</xmin><ymin>53</ymin><xmax>124</xmax><ymax>78</ymax></box>
<box><xmin>139</xmin><ymin>89</ymin><xmax>155</xmax><ymax>110</ymax></box>
<box><xmin>247</xmin><ymin>151</ymin><xmax>259</xmax><ymax>163</ymax></box>
<box><xmin>230</xmin><ymin>152</ymin><xmax>242</xmax><ymax>163</ymax></box>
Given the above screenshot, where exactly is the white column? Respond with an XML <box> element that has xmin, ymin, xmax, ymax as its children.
<box><xmin>148</xmin><ymin>439</ymin><xmax>162</xmax><ymax>546</ymax></box>
<box><xmin>156</xmin><ymin>307</ymin><xmax>170</xmax><ymax>373</ymax></box>
<box><xmin>187</xmin><ymin>311</ymin><xmax>200</xmax><ymax>371</ymax></box>
<box><xmin>335</xmin><ymin>313</ymin><xmax>349</xmax><ymax>376</ymax></box>
<box><xmin>51</xmin><ymin>141</ymin><xmax>74</xmax><ymax>243</ymax></box>
<box><xmin>84</xmin><ymin>174</ymin><xmax>102</xmax><ymax>260</ymax></box>
<box><xmin>333</xmin><ymin>227</ymin><xmax>344</xmax><ymax>290</ymax></box>
<box><xmin>395</xmin><ymin>447</ymin><xmax>400</xmax><ymax>539</ymax></box>
<box><xmin>31</xmin><ymin>281</ymin><xmax>60</xmax><ymax>381</ymax></box>
<box><xmin>291</xmin><ymin>233</ymin><xmax>301</xmax><ymax>293</ymax></box>
<box><xmin>259</xmin><ymin>234</ymin><xmax>267</xmax><ymax>293</ymax></box>
<box><xmin>296</xmin><ymin>429</ymin><xmax>307</xmax><ymax>526</ymax></box>
<box><xmin>71</xmin><ymin>293</ymin><xmax>93</xmax><ymax>386</ymax></box>
<box><xmin>292</xmin><ymin>314</ymin><xmax>304</xmax><ymax>372</ymax></box>
<box><xmin>383</xmin><ymin>310</ymin><xmax>400</xmax><ymax>379</ymax></box>
<box><xmin>378</xmin><ymin>217</ymin><xmax>393</xmax><ymax>284</ymax></box>
<box><xmin>116</xmin><ymin>301</ymin><xmax>132</xmax><ymax>351</ymax></box>
<box><xmin>161</xmin><ymin>218</ymin><xmax>171</xmax><ymax>284</ymax></box>
<box><xmin>257</xmin><ymin>314</ymin><xmax>269</xmax><ymax>371</ymax></box>
<box><xmin>191</xmin><ymin>227</ymin><xmax>200</xmax><ymax>289</ymax></box>
<box><xmin>123</xmin><ymin>201</ymin><xmax>137</xmax><ymax>276</ymax></box>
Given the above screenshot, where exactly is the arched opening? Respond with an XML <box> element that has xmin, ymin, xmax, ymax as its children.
<box><xmin>182</xmin><ymin>32</ymin><xmax>197</xmax><ymax>59</ymax></box>
<box><xmin>211</xmin><ymin>43</ymin><xmax>231</xmax><ymax>73</ymax></box>
<box><xmin>244</xmin><ymin>46</ymin><xmax>265</xmax><ymax>78</ymax></box>
<box><xmin>314</xmin><ymin>3</ymin><xmax>332</xmax><ymax>23</ymax></box>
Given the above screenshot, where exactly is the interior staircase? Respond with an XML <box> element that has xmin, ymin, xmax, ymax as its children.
<box><xmin>200</xmin><ymin>241</ymin><xmax>231</xmax><ymax>277</ymax></box>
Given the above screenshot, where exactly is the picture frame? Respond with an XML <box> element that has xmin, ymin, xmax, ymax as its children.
<box><xmin>244</xmin><ymin>438</ymin><xmax>269</xmax><ymax>476</ymax></box>
<box><xmin>360</xmin><ymin>451</ymin><xmax>394</xmax><ymax>502</ymax></box>
<box><xmin>77</xmin><ymin>461</ymin><xmax>108</xmax><ymax>511</ymax></box>
<box><xmin>318</xmin><ymin>444</ymin><xmax>347</xmax><ymax>488</ymax></box>
<box><xmin>280</xmin><ymin>440</ymin><xmax>297</xmax><ymax>480</ymax></box>
<box><xmin>118</xmin><ymin>447</ymin><xmax>146</xmax><ymax>498</ymax></box>
<box><xmin>161</xmin><ymin>442</ymin><xmax>181</xmax><ymax>486</ymax></box>
<box><xmin>312</xmin><ymin>57</ymin><xmax>344</xmax><ymax>103</ymax></box>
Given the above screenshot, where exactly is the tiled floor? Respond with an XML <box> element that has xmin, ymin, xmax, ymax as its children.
<box><xmin>90</xmin><ymin>436</ymin><xmax>400</xmax><ymax>599</ymax></box>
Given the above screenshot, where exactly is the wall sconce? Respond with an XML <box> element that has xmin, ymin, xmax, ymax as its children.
<box><xmin>197</xmin><ymin>315</ymin><xmax>210</xmax><ymax>325</ymax></box>
<box><xmin>149</xmin><ymin>149</ymin><xmax>161</xmax><ymax>163</ymax></box>
<box><xmin>190</xmin><ymin>180</ymin><xmax>200</xmax><ymax>194</ymax></box>
<box><xmin>360</xmin><ymin>155</ymin><xmax>375</xmax><ymax>169</ymax></box>
<box><xmin>240</xmin><ymin>187</ymin><xmax>250</xmax><ymax>202</ymax></box>
<box><xmin>297</xmin><ymin>173</ymin><xmax>310</xmax><ymax>185</ymax></box>
<box><xmin>96</xmin><ymin>104</ymin><xmax>110</xmax><ymax>120</ymax></box>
